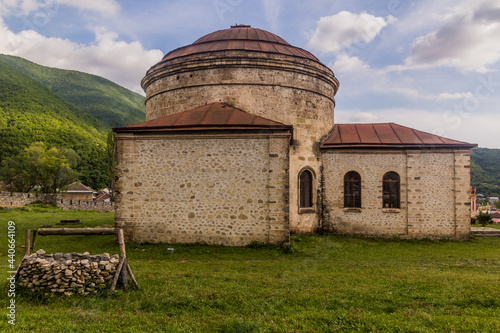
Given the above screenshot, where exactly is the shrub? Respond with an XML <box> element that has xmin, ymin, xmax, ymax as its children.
<box><xmin>476</xmin><ymin>212</ymin><xmax>492</xmax><ymax>227</ymax></box>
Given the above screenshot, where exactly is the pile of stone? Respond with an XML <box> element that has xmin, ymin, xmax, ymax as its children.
<box><xmin>18</xmin><ymin>249</ymin><xmax>119</xmax><ymax>296</ymax></box>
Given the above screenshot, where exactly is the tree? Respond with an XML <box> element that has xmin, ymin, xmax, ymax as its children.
<box><xmin>0</xmin><ymin>142</ymin><xmax>79</xmax><ymax>193</ymax></box>
<box><xmin>495</xmin><ymin>201</ymin><xmax>500</xmax><ymax>210</ymax></box>
<box><xmin>38</xmin><ymin>146</ymin><xmax>79</xmax><ymax>193</ymax></box>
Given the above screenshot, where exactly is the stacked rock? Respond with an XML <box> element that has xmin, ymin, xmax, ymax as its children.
<box><xmin>18</xmin><ymin>249</ymin><xmax>119</xmax><ymax>296</ymax></box>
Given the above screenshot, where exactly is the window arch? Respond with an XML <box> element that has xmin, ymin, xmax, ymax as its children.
<box><xmin>383</xmin><ymin>172</ymin><xmax>400</xmax><ymax>208</ymax></box>
<box><xmin>299</xmin><ymin>169</ymin><xmax>313</xmax><ymax>208</ymax></box>
<box><xmin>344</xmin><ymin>171</ymin><xmax>361</xmax><ymax>208</ymax></box>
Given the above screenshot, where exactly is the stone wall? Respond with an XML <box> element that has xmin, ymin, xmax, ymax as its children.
<box><xmin>0</xmin><ymin>192</ymin><xmax>114</xmax><ymax>212</ymax></box>
<box><xmin>18</xmin><ymin>250</ymin><xmax>119</xmax><ymax>296</ymax></box>
<box><xmin>142</xmin><ymin>51</ymin><xmax>339</xmax><ymax>236</ymax></box>
<box><xmin>322</xmin><ymin>149</ymin><xmax>472</xmax><ymax>240</ymax></box>
<box><xmin>115</xmin><ymin>131</ymin><xmax>291</xmax><ymax>246</ymax></box>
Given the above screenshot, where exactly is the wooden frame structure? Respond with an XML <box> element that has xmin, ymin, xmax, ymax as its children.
<box><xmin>17</xmin><ymin>228</ymin><xmax>137</xmax><ymax>293</ymax></box>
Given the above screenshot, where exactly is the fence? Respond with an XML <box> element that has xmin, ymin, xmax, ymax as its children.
<box><xmin>0</xmin><ymin>192</ymin><xmax>114</xmax><ymax>212</ymax></box>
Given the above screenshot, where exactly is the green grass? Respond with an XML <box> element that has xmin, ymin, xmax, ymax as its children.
<box><xmin>472</xmin><ymin>224</ymin><xmax>500</xmax><ymax>230</ymax></box>
<box><xmin>1</xmin><ymin>208</ymin><xmax>499</xmax><ymax>332</ymax></box>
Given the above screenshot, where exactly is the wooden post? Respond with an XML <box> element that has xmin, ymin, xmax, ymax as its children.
<box><xmin>14</xmin><ymin>229</ymin><xmax>32</xmax><ymax>282</ymax></box>
<box><xmin>118</xmin><ymin>229</ymin><xmax>128</xmax><ymax>289</ymax></box>
<box><xmin>126</xmin><ymin>263</ymin><xmax>139</xmax><ymax>288</ymax></box>
<box><xmin>31</xmin><ymin>229</ymin><xmax>37</xmax><ymax>251</ymax></box>
<box><xmin>24</xmin><ymin>229</ymin><xmax>31</xmax><ymax>257</ymax></box>
<box><xmin>110</xmin><ymin>257</ymin><xmax>125</xmax><ymax>293</ymax></box>
<box><xmin>121</xmin><ymin>258</ymin><xmax>128</xmax><ymax>289</ymax></box>
<box><xmin>110</xmin><ymin>229</ymin><xmax>130</xmax><ymax>293</ymax></box>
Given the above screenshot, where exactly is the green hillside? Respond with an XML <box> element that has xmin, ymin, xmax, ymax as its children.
<box><xmin>0</xmin><ymin>57</ymin><xmax>109</xmax><ymax>189</ymax></box>
<box><xmin>471</xmin><ymin>148</ymin><xmax>500</xmax><ymax>198</ymax></box>
<box><xmin>0</xmin><ymin>54</ymin><xmax>145</xmax><ymax>128</ymax></box>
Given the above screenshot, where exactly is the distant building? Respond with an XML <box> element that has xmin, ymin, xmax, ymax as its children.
<box><xmin>492</xmin><ymin>213</ymin><xmax>500</xmax><ymax>223</ymax></box>
<box><xmin>95</xmin><ymin>189</ymin><xmax>111</xmax><ymax>202</ymax></box>
<box><xmin>63</xmin><ymin>182</ymin><xmax>94</xmax><ymax>201</ymax></box>
<box><xmin>471</xmin><ymin>187</ymin><xmax>477</xmax><ymax>218</ymax></box>
<box><xmin>490</xmin><ymin>197</ymin><xmax>499</xmax><ymax>204</ymax></box>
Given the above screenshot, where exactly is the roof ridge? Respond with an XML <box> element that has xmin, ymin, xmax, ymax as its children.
<box><xmin>410</xmin><ymin>128</ymin><xmax>426</xmax><ymax>144</ymax></box>
<box><xmin>170</xmin><ymin>109</ymin><xmax>185</xmax><ymax>126</ymax></box>
<box><xmin>389</xmin><ymin>123</ymin><xmax>403</xmax><ymax>144</ymax></box>
<box><xmin>372</xmin><ymin>123</ymin><xmax>382</xmax><ymax>143</ymax></box>
<box><xmin>337</xmin><ymin>124</ymin><xmax>343</xmax><ymax>143</ymax></box>
<box><xmin>354</xmin><ymin>124</ymin><xmax>362</xmax><ymax>143</ymax></box>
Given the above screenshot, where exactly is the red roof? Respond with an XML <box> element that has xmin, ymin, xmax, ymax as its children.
<box><xmin>321</xmin><ymin>123</ymin><xmax>477</xmax><ymax>149</ymax></box>
<box><xmin>113</xmin><ymin>102</ymin><xmax>293</xmax><ymax>133</ymax></box>
<box><xmin>156</xmin><ymin>25</ymin><xmax>321</xmax><ymax>66</ymax></box>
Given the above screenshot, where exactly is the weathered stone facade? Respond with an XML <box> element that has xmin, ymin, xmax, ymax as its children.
<box><xmin>114</xmin><ymin>26</ymin><xmax>476</xmax><ymax>245</ymax></box>
<box><xmin>115</xmin><ymin>131</ymin><xmax>290</xmax><ymax>246</ymax></box>
<box><xmin>321</xmin><ymin>150</ymin><xmax>472</xmax><ymax>239</ymax></box>
<box><xmin>142</xmin><ymin>32</ymin><xmax>339</xmax><ymax>235</ymax></box>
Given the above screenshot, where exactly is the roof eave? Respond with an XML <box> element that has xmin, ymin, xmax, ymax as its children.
<box><xmin>320</xmin><ymin>143</ymin><xmax>478</xmax><ymax>150</ymax></box>
<box><xmin>113</xmin><ymin>124</ymin><xmax>293</xmax><ymax>133</ymax></box>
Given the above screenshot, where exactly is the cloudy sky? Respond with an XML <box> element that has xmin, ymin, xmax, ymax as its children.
<box><xmin>1</xmin><ymin>0</ymin><xmax>499</xmax><ymax>148</ymax></box>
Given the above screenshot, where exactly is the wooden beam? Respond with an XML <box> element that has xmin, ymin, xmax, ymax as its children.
<box><xmin>110</xmin><ymin>256</ymin><xmax>125</xmax><ymax>293</ymax></box>
<box><xmin>126</xmin><ymin>263</ymin><xmax>139</xmax><ymax>288</ymax></box>
<box><xmin>37</xmin><ymin>228</ymin><xmax>115</xmax><ymax>236</ymax></box>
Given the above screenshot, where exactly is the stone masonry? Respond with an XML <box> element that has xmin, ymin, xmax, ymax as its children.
<box><xmin>143</xmin><ymin>49</ymin><xmax>339</xmax><ymax>236</ymax></box>
<box><xmin>115</xmin><ymin>132</ymin><xmax>290</xmax><ymax>246</ymax></box>
<box><xmin>322</xmin><ymin>150</ymin><xmax>472</xmax><ymax>239</ymax></box>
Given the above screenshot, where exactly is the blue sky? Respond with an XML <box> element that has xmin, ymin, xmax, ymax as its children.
<box><xmin>1</xmin><ymin>0</ymin><xmax>499</xmax><ymax>148</ymax></box>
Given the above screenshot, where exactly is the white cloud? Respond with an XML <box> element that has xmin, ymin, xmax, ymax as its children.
<box><xmin>0</xmin><ymin>0</ymin><xmax>120</xmax><ymax>16</ymax></box>
<box><xmin>57</xmin><ymin>0</ymin><xmax>120</xmax><ymax>16</ymax></box>
<box><xmin>330</xmin><ymin>54</ymin><xmax>369</xmax><ymax>73</ymax></box>
<box><xmin>435</xmin><ymin>92</ymin><xmax>474</xmax><ymax>100</ymax></box>
<box><xmin>0</xmin><ymin>19</ymin><xmax>163</xmax><ymax>93</ymax></box>
<box><xmin>403</xmin><ymin>0</ymin><xmax>500</xmax><ymax>73</ymax></box>
<box><xmin>351</xmin><ymin>112</ymin><xmax>380</xmax><ymax>123</ymax></box>
<box><xmin>307</xmin><ymin>11</ymin><xmax>394</xmax><ymax>53</ymax></box>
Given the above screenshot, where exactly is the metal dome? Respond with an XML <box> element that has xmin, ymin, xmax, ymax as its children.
<box><xmin>161</xmin><ymin>25</ymin><xmax>321</xmax><ymax>63</ymax></box>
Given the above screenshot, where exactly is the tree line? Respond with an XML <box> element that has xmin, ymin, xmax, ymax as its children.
<box><xmin>0</xmin><ymin>133</ymin><xmax>115</xmax><ymax>194</ymax></box>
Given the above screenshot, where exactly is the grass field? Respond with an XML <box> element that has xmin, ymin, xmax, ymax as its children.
<box><xmin>1</xmin><ymin>206</ymin><xmax>499</xmax><ymax>332</ymax></box>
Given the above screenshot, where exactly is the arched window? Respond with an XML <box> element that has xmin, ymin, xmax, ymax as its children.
<box><xmin>383</xmin><ymin>172</ymin><xmax>400</xmax><ymax>208</ymax></box>
<box><xmin>299</xmin><ymin>170</ymin><xmax>313</xmax><ymax>208</ymax></box>
<box><xmin>344</xmin><ymin>171</ymin><xmax>361</xmax><ymax>208</ymax></box>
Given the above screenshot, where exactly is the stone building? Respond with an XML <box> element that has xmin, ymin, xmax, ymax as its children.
<box><xmin>63</xmin><ymin>182</ymin><xmax>94</xmax><ymax>201</ymax></box>
<box><xmin>114</xmin><ymin>25</ymin><xmax>476</xmax><ymax>245</ymax></box>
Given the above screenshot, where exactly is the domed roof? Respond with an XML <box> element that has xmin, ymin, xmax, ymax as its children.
<box><xmin>161</xmin><ymin>25</ymin><xmax>321</xmax><ymax>63</ymax></box>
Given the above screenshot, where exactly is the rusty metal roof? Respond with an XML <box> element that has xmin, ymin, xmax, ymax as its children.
<box><xmin>321</xmin><ymin>123</ymin><xmax>477</xmax><ymax>150</ymax></box>
<box><xmin>161</xmin><ymin>25</ymin><xmax>320</xmax><ymax>63</ymax></box>
<box><xmin>113</xmin><ymin>102</ymin><xmax>293</xmax><ymax>133</ymax></box>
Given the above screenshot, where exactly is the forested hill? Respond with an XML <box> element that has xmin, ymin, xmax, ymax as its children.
<box><xmin>0</xmin><ymin>57</ymin><xmax>112</xmax><ymax>189</ymax></box>
<box><xmin>471</xmin><ymin>148</ymin><xmax>500</xmax><ymax>198</ymax></box>
<box><xmin>0</xmin><ymin>54</ymin><xmax>145</xmax><ymax>128</ymax></box>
